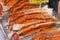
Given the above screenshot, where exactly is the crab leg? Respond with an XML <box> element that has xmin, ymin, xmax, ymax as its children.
<box><xmin>9</xmin><ymin>0</ymin><xmax>28</xmax><ymax>12</ymax></box>
<box><xmin>14</xmin><ymin>13</ymin><xmax>50</xmax><ymax>24</ymax></box>
<box><xmin>14</xmin><ymin>22</ymin><xmax>54</xmax><ymax>35</ymax></box>
<box><xmin>6</xmin><ymin>0</ymin><xmax>19</xmax><ymax>9</ymax></box>
<box><xmin>19</xmin><ymin>27</ymin><xmax>49</xmax><ymax>38</ymax></box>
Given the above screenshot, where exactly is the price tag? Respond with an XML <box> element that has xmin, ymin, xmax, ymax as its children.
<box><xmin>30</xmin><ymin>0</ymin><xmax>48</xmax><ymax>3</ymax></box>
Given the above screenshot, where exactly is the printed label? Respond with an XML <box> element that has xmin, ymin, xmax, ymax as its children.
<box><xmin>30</xmin><ymin>0</ymin><xmax>48</xmax><ymax>3</ymax></box>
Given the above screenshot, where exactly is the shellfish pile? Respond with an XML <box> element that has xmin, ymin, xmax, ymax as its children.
<box><xmin>2</xmin><ymin>0</ymin><xmax>60</xmax><ymax>40</ymax></box>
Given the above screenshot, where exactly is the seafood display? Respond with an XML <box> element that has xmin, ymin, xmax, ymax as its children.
<box><xmin>5</xmin><ymin>8</ymin><xmax>58</xmax><ymax>40</ymax></box>
<box><xmin>1</xmin><ymin>0</ymin><xmax>60</xmax><ymax>40</ymax></box>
